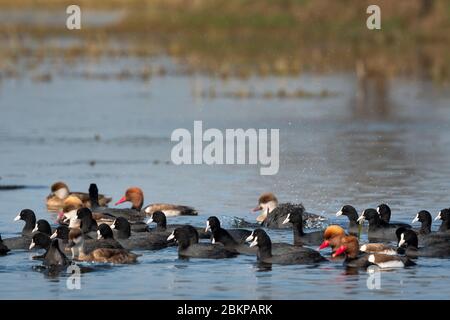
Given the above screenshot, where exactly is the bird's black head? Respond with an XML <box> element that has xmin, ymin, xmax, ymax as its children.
<box><xmin>336</xmin><ymin>205</ymin><xmax>359</xmax><ymax>222</ymax></box>
<box><xmin>206</xmin><ymin>216</ymin><xmax>221</xmax><ymax>231</ymax></box>
<box><xmin>246</xmin><ymin>228</ymin><xmax>271</xmax><ymax>249</ymax></box>
<box><xmin>168</xmin><ymin>226</ymin><xmax>199</xmax><ymax>248</ymax></box>
<box><xmin>283</xmin><ymin>212</ymin><xmax>302</xmax><ymax>225</ymax></box>
<box><xmin>54</xmin><ymin>225</ymin><xmax>70</xmax><ymax>240</ymax></box>
<box><xmin>15</xmin><ymin>209</ymin><xmax>36</xmax><ymax>223</ymax></box>
<box><xmin>76</xmin><ymin>208</ymin><xmax>92</xmax><ymax>219</ymax></box>
<box><xmin>395</xmin><ymin>226</ymin><xmax>409</xmax><ymax>242</ymax></box>
<box><xmin>398</xmin><ymin>229</ymin><xmax>418</xmax><ymax>248</ymax></box>
<box><xmin>111</xmin><ymin>217</ymin><xmax>131</xmax><ymax>239</ymax></box>
<box><xmin>439</xmin><ymin>209</ymin><xmax>450</xmax><ymax>221</ymax></box>
<box><xmin>361</xmin><ymin>208</ymin><xmax>379</xmax><ymax>222</ymax></box>
<box><xmin>151</xmin><ymin>211</ymin><xmax>167</xmax><ymax>226</ymax></box>
<box><xmin>97</xmin><ymin>223</ymin><xmax>114</xmax><ymax>240</ymax></box>
<box><xmin>35</xmin><ymin>219</ymin><xmax>52</xmax><ymax>236</ymax></box>
<box><xmin>377</xmin><ymin>203</ymin><xmax>391</xmax><ymax>223</ymax></box>
<box><xmin>30</xmin><ymin>232</ymin><xmax>51</xmax><ymax>250</ymax></box>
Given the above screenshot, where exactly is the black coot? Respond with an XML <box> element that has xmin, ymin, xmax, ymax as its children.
<box><xmin>50</xmin><ymin>225</ymin><xmax>70</xmax><ymax>241</ymax></box>
<box><xmin>281</xmin><ymin>211</ymin><xmax>323</xmax><ymax>246</ymax></box>
<box><xmin>245</xmin><ymin>229</ymin><xmax>325</xmax><ymax>265</ymax></box>
<box><xmin>206</xmin><ymin>216</ymin><xmax>252</xmax><ymax>244</ymax></box>
<box><xmin>111</xmin><ymin>217</ymin><xmax>169</xmax><ymax>250</ymax></box>
<box><xmin>335</xmin><ymin>205</ymin><xmax>360</xmax><ymax>236</ymax></box>
<box><xmin>205</xmin><ymin>216</ymin><xmax>254</xmax><ymax>255</ymax></box>
<box><xmin>14</xmin><ymin>209</ymin><xmax>37</xmax><ymax>235</ymax></box>
<box><xmin>377</xmin><ymin>204</ymin><xmax>411</xmax><ymax>228</ymax></box>
<box><xmin>398</xmin><ymin>229</ymin><xmax>450</xmax><ymax>258</ymax></box>
<box><xmin>3</xmin><ymin>209</ymin><xmax>37</xmax><ymax>250</ymax></box>
<box><xmin>358</xmin><ymin>208</ymin><xmax>405</xmax><ymax>242</ymax></box>
<box><xmin>167</xmin><ymin>226</ymin><xmax>237</xmax><ymax>259</ymax></box>
<box><xmin>435</xmin><ymin>209</ymin><xmax>450</xmax><ymax>232</ymax></box>
<box><xmin>411</xmin><ymin>211</ymin><xmax>450</xmax><ymax>245</ymax></box>
<box><xmin>43</xmin><ymin>239</ymin><xmax>70</xmax><ymax>267</ymax></box>
<box><xmin>32</xmin><ymin>219</ymin><xmax>52</xmax><ymax>236</ymax></box>
<box><xmin>147</xmin><ymin>211</ymin><xmax>210</xmax><ymax>239</ymax></box>
<box><xmin>29</xmin><ymin>232</ymin><xmax>52</xmax><ymax>259</ymax></box>
<box><xmin>76</xmin><ymin>208</ymin><xmax>98</xmax><ymax>239</ymax></box>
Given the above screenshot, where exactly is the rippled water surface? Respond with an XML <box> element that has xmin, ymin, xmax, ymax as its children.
<box><xmin>1</xmin><ymin>58</ymin><xmax>450</xmax><ymax>299</ymax></box>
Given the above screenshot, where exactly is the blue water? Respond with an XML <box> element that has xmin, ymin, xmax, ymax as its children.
<box><xmin>1</xmin><ymin>58</ymin><xmax>450</xmax><ymax>299</ymax></box>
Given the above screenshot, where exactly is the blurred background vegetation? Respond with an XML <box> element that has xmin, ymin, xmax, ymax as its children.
<box><xmin>0</xmin><ymin>0</ymin><xmax>449</xmax><ymax>83</ymax></box>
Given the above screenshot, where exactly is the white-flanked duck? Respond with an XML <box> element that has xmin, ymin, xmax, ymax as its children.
<box><xmin>333</xmin><ymin>235</ymin><xmax>415</xmax><ymax>269</ymax></box>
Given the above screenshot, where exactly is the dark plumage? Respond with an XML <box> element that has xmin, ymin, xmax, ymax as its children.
<box><xmin>168</xmin><ymin>226</ymin><xmax>237</xmax><ymax>259</ymax></box>
<box><xmin>253</xmin><ymin>193</ymin><xmax>325</xmax><ymax>229</ymax></box>
<box><xmin>377</xmin><ymin>204</ymin><xmax>411</xmax><ymax>228</ymax></box>
<box><xmin>111</xmin><ymin>217</ymin><xmax>169</xmax><ymax>250</ymax></box>
<box><xmin>281</xmin><ymin>211</ymin><xmax>323</xmax><ymax>246</ymax></box>
<box><xmin>33</xmin><ymin>219</ymin><xmax>52</xmax><ymax>236</ymax></box>
<box><xmin>3</xmin><ymin>209</ymin><xmax>37</xmax><ymax>250</ymax></box>
<box><xmin>245</xmin><ymin>229</ymin><xmax>325</xmax><ymax>265</ymax></box>
<box><xmin>335</xmin><ymin>205</ymin><xmax>360</xmax><ymax>236</ymax></box>
<box><xmin>147</xmin><ymin>211</ymin><xmax>210</xmax><ymax>239</ymax></box>
<box><xmin>398</xmin><ymin>229</ymin><xmax>450</xmax><ymax>258</ymax></box>
<box><xmin>0</xmin><ymin>234</ymin><xmax>10</xmax><ymax>255</ymax></box>
<box><xmin>436</xmin><ymin>209</ymin><xmax>450</xmax><ymax>232</ymax></box>
<box><xmin>358</xmin><ymin>208</ymin><xmax>405</xmax><ymax>242</ymax></box>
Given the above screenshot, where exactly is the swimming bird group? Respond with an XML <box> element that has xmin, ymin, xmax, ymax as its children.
<box><xmin>1</xmin><ymin>182</ymin><xmax>450</xmax><ymax>275</ymax></box>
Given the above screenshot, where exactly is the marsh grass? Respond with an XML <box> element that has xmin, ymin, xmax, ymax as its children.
<box><xmin>0</xmin><ymin>0</ymin><xmax>449</xmax><ymax>85</ymax></box>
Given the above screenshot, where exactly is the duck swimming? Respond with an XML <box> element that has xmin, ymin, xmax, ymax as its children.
<box><xmin>206</xmin><ymin>216</ymin><xmax>252</xmax><ymax>244</ymax></box>
<box><xmin>3</xmin><ymin>209</ymin><xmax>37</xmax><ymax>250</ymax></box>
<box><xmin>111</xmin><ymin>186</ymin><xmax>198</xmax><ymax>218</ymax></box>
<box><xmin>318</xmin><ymin>225</ymin><xmax>347</xmax><ymax>253</ymax></box>
<box><xmin>252</xmin><ymin>192</ymin><xmax>326</xmax><ymax>229</ymax></box>
<box><xmin>281</xmin><ymin>211</ymin><xmax>323</xmax><ymax>246</ymax></box>
<box><xmin>333</xmin><ymin>235</ymin><xmax>415</xmax><ymax>269</ymax></box>
<box><xmin>46</xmin><ymin>181</ymin><xmax>111</xmax><ymax>211</ymax></box>
<box><xmin>335</xmin><ymin>205</ymin><xmax>360</xmax><ymax>236</ymax></box>
<box><xmin>435</xmin><ymin>209</ymin><xmax>450</xmax><ymax>232</ymax></box>
<box><xmin>357</xmin><ymin>208</ymin><xmax>403</xmax><ymax>242</ymax></box>
<box><xmin>167</xmin><ymin>226</ymin><xmax>237</xmax><ymax>259</ymax></box>
<box><xmin>68</xmin><ymin>227</ymin><xmax>137</xmax><ymax>264</ymax></box>
<box><xmin>147</xmin><ymin>211</ymin><xmax>209</xmax><ymax>239</ymax></box>
<box><xmin>376</xmin><ymin>204</ymin><xmax>411</xmax><ymax>228</ymax></box>
<box><xmin>89</xmin><ymin>184</ymin><xmax>144</xmax><ymax>223</ymax></box>
<box><xmin>398</xmin><ymin>229</ymin><xmax>450</xmax><ymax>258</ymax></box>
<box><xmin>245</xmin><ymin>229</ymin><xmax>325</xmax><ymax>265</ymax></box>
<box><xmin>110</xmin><ymin>217</ymin><xmax>170</xmax><ymax>250</ymax></box>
